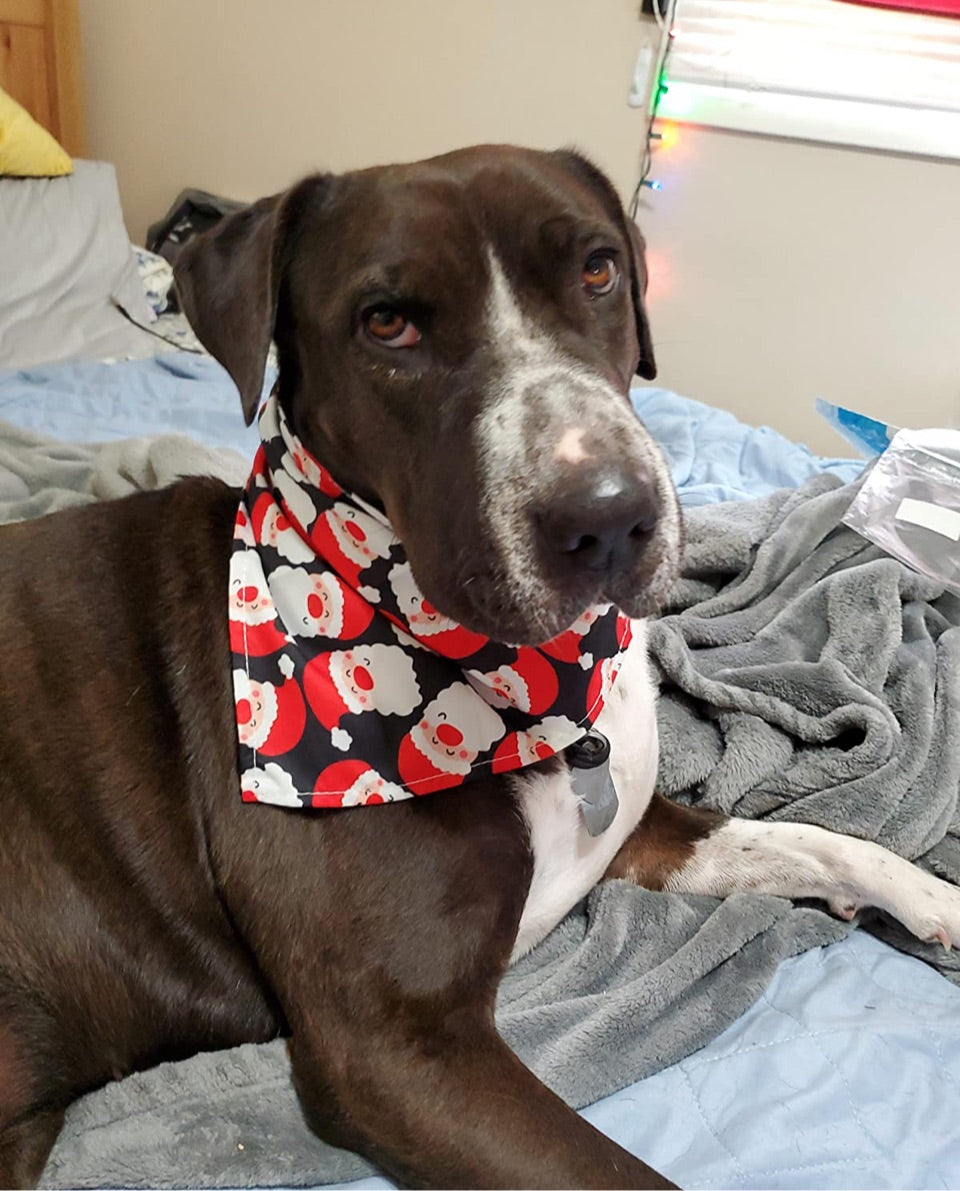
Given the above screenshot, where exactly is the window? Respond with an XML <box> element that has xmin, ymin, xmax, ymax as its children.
<box><xmin>657</xmin><ymin>0</ymin><xmax>960</xmax><ymax>160</ymax></box>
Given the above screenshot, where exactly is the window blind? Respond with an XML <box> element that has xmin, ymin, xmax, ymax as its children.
<box><xmin>657</xmin><ymin>0</ymin><xmax>960</xmax><ymax>159</ymax></box>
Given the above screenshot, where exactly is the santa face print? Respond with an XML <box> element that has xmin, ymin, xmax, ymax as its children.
<box><xmin>304</xmin><ymin>581</ymin><xmax>336</xmax><ymax>633</ymax></box>
<box><xmin>491</xmin><ymin>715</ymin><xmax>580</xmax><ymax>773</ymax></box>
<box><xmin>516</xmin><ymin>732</ymin><xmax>553</xmax><ymax>764</ymax></box>
<box><xmin>415</xmin><ymin>684</ymin><xmax>504</xmax><ymax>770</ymax></box>
<box><xmin>323</xmin><ymin>505</ymin><xmax>395</xmax><ymax>570</ymax></box>
<box><xmin>235</xmin><ymin>673</ymin><xmax>277</xmax><ymax>750</ymax></box>
<box><xmin>256</xmin><ymin>501</ymin><xmax>314</xmax><ymax>565</ymax></box>
<box><xmin>420</xmin><ymin>710</ymin><xmax>473</xmax><ymax>766</ymax></box>
<box><xmin>230</xmin><ymin>577</ymin><xmax>274</xmax><ymax>625</ymax></box>
<box><xmin>343</xmin><ymin>771</ymin><xmax>398</xmax><ymax>807</ymax></box>
<box><xmin>336</xmin><ymin>650</ymin><xmax>378</xmax><ymax>711</ymax></box>
<box><xmin>466</xmin><ymin>649</ymin><xmax>559</xmax><ymax>716</ymax></box>
<box><xmin>273</xmin><ymin>468</ymin><xmax>319</xmax><ymax>536</ymax></box>
<box><xmin>311</xmin><ymin>759</ymin><xmax>408</xmax><ymax>808</ymax></box>
<box><xmin>240</xmin><ymin>763</ymin><xmax>302</xmax><ymax>806</ymax></box>
<box><xmin>272</xmin><ymin>568</ymin><xmax>342</xmax><ymax>638</ymax></box>
<box><xmin>291</xmin><ymin>445</ymin><xmax>325</xmax><ymax>488</ymax></box>
<box><xmin>484</xmin><ymin>669</ymin><xmax>518</xmax><ymax>708</ymax></box>
<box><xmin>330</xmin><ymin>644</ymin><xmax>421</xmax><ymax>718</ymax></box>
<box><xmin>389</xmin><ymin>562</ymin><xmax>455</xmax><ymax>635</ymax></box>
<box><xmin>514</xmin><ymin>716</ymin><xmax>578</xmax><ymax>764</ymax></box>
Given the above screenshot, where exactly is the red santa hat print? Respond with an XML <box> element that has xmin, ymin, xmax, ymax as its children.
<box><xmin>397</xmin><ymin>682</ymin><xmax>505</xmax><ymax>795</ymax></box>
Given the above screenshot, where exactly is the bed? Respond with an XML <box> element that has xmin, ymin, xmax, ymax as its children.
<box><xmin>2</xmin><ymin>5</ymin><xmax>959</xmax><ymax>1189</ymax></box>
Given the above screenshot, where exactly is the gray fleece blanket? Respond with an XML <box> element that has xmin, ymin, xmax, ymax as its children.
<box><xmin>1</xmin><ymin>424</ymin><xmax>951</xmax><ymax>1188</ymax></box>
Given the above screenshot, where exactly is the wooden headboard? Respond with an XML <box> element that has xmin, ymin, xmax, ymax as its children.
<box><xmin>0</xmin><ymin>0</ymin><xmax>84</xmax><ymax>155</ymax></box>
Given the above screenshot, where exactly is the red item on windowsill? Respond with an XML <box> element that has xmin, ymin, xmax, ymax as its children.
<box><xmin>838</xmin><ymin>0</ymin><xmax>960</xmax><ymax>15</ymax></box>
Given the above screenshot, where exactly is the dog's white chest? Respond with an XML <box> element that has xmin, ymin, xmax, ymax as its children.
<box><xmin>510</xmin><ymin>623</ymin><xmax>658</xmax><ymax>960</ymax></box>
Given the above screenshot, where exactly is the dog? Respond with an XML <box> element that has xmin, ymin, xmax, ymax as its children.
<box><xmin>0</xmin><ymin>145</ymin><xmax>957</xmax><ymax>1191</ymax></box>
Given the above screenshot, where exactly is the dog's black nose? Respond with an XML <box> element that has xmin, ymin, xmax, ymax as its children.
<box><xmin>536</xmin><ymin>467</ymin><xmax>661</xmax><ymax>576</ymax></box>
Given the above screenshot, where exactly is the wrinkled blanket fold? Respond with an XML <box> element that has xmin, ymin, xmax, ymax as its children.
<box><xmin>0</xmin><ymin>426</ymin><xmax>950</xmax><ymax>1188</ymax></box>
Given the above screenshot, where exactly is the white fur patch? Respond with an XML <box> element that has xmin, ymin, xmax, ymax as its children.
<box><xmin>511</xmin><ymin>623</ymin><xmax>658</xmax><ymax>959</ymax></box>
<box><xmin>666</xmin><ymin>817</ymin><xmax>960</xmax><ymax>950</ymax></box>
<box><xmin>474</xmin><ymin>248</ymin><xmax>682</xmax><ymax>625</ymax></box>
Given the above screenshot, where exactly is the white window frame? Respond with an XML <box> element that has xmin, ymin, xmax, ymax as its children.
<box><xmin>650</xmin><ymin>0</ymin><xmax>960</xmax><ymax>161</ymax></box>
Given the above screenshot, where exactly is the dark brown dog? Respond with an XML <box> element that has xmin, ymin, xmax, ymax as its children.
<box><xmin>1</xmin><ymin>146</ymin><xmax>956</xmax><ymax>1190</ymax></box>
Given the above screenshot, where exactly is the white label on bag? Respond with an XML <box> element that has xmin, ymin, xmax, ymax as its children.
<box><xmin>895</xmin><ymin>497</ymin><xmax>960</xmax><ymax>542</ymax></box>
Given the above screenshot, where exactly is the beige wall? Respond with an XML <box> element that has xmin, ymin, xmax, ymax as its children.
<box><xmin>637</xmin><ymin>125</ymin><xmax>960</xmax><ymax>452</ymax></box>
<box><xmin>78</xmin><ymin>0</ymin><xmax>960</xmax><ymax>453</ymax></box>
<box><xmin>78</xmin><ymin>0</ymin><xmax>647</xmax><ymax>239</ymax></box>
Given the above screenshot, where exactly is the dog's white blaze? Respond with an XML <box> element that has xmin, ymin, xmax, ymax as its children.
<box><xmin>665</xmin><ymin>817</ymin><xmax>960</xmax><ymax>947</ymax></box>
<box><xmin>477</xmin><ymin>251</ymin><xmax>576</xmax><ymax>613</ymax></box>
<box><xmin>511</xmin><ymin>623</ymin><xmax>658</xmax><ymax>959</ymax></box>
<box><xmin>476</xmin><ymin>249</ymin><xmax>681</xmax><ymax>624</ymax></box>
<box><xmin>554</xmin><ymin>426</ymin><xmax>591</xmax><ymax>465</ymax></box>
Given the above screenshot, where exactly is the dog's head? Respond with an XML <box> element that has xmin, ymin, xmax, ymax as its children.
<box><xmin>175</xmin><ymin>145</ymin><xmax>681</xmax><ymax>644</ymax></box>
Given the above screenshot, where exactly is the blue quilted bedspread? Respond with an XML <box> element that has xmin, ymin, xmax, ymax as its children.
<box><xmin>1</xmin><ymin>355</ymin><xmax>957</xmax><ymax>1189</ymax></box>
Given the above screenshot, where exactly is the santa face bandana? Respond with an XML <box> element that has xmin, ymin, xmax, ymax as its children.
<box><xmin>231</xmin><ymin>395</ymin><xmax>633</xmax><ymax>809</ymax></box>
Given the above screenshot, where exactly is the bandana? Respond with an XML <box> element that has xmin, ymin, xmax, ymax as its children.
<box><xmin>231</xmin><ymin>395</ymin><xmax>632</xmax><ymax>810</ymax></box>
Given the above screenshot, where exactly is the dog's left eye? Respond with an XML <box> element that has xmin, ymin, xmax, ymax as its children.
<box><xmin>363</xmin><ymin>306</ymin><xmax>421</xmax><ymax>348</ymax></box>
<box><xmin>582</xmin><ymin>255</ymin><xmax>619</xmax><ymax>296</ymax></box>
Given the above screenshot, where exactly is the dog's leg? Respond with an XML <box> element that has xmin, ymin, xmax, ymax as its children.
<box><xmin>0</xmin><ymin>1108</ymin><xmax>64</xmax><ymax>1188</ymax></box>
<box><xmin>289</xmin><ymin>1017</ymin><xmax>673</xmax><ymax>1190</ymax></box>
<box><xmin>213</xmin><ymin>789</ymin><xmax>676</xmax><ymax>1190</ymax></box>
<box><xmin>607</xmin><ymin>793</ymin><xmax>960</xmax><ymax>948</ymax></box>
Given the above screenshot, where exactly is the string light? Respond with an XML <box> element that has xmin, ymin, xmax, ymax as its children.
<box><xmin>629</xmin><ymin>0</ymin><xmax>679</xmax><ymax>218</ymax></box>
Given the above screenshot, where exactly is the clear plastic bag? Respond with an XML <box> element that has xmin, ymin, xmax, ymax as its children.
<box><xmin>842</xmin><ymin>427</ymin><xmax>960</xmax><ymax>595</ymax></box>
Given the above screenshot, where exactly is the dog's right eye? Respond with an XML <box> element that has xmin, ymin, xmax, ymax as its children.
<box><xmin>362</xmin><ymin>306</ymin><xmax>421</xmax><ymax>348</ymax></box>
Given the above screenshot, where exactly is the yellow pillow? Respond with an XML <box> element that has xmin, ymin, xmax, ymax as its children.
<box><xmin>0</xmin><ymin>86</ymin><xmax>72</xmax><ymax>177</ymax></box>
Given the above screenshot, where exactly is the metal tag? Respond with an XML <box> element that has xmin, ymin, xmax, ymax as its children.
<box><xmin>571</xmin><ymin>762</ymin><xmax>619</xmax><ymax>836</ymax></box>
<box><xmin>565</xmin><ymin>730</ymin><xmax>619</xmax><ymax>837</ymax></box>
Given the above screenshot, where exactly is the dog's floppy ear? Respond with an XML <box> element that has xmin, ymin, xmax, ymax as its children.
<box><xmin>173</xmin><ymin>193</ymin><xmax>284</xmax><ymax>425</ymax></box>
<box><xmin>621</xmin><ymin>219</ymin><xmax>657</xmax><ymax>382</ymax></box>
<box><xmin>551</xmin><ymin>150</ymin><xmax>657</xmax><ymax>381</ymax></box>
<box><xmin>174</xmin><ymin>175</ymin><xmax>332</xmax><ymax>424</ymax></box>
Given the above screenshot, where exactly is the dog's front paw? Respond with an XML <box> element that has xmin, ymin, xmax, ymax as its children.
<box><xmin>886</xmin><ymin>867</ymin><xmax>960</xmax><ymax>951</ymax></box>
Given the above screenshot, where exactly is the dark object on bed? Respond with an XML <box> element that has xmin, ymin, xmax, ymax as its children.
<box><xmin>146</xmin><ymin>188</ymin><xmax>248</xmax><ymax>267</ymax></box>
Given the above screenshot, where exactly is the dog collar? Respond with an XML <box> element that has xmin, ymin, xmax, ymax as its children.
<box><xmin>230</xmin><ymin>395</ymin><xmax>632</xmax><ymax>809</ymax></box>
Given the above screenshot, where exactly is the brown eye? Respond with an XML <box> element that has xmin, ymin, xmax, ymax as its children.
<box><xmin>363</xmin><ymin>306</ymin><xmax>421</xmax><ymax>348</ymax></box>
<box><xmin>582</xmin><ymin>255</ymin><xmax>619</xmax><ymax>296</ymax></box>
